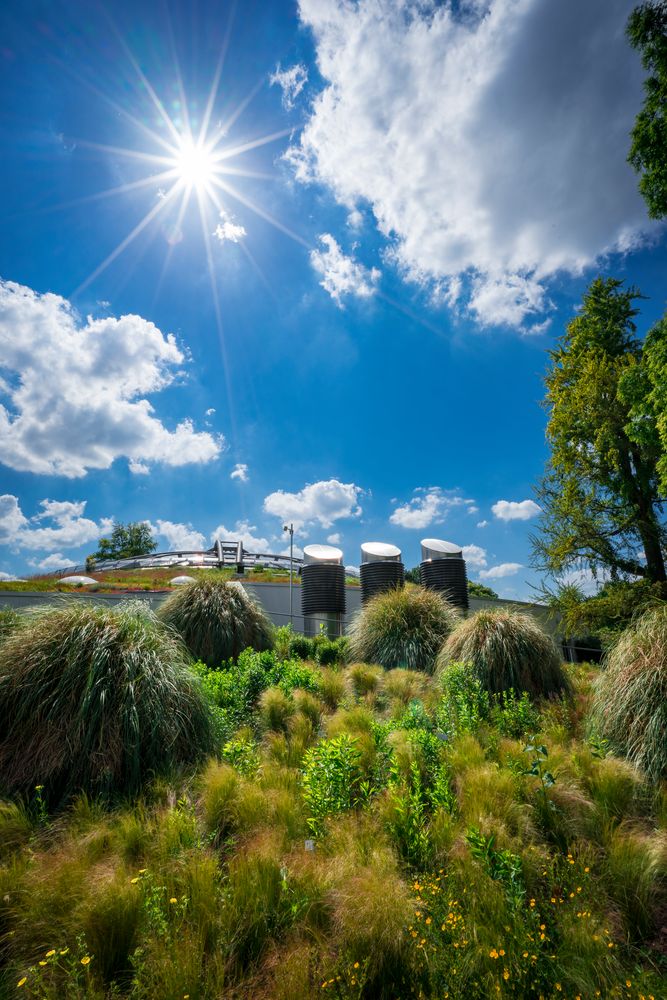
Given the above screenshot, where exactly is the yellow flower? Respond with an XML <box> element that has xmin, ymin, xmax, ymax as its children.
<box><xmin>523</xmin><ymin>952</ymin><xmax>529</xmax><ymax>958</ymax></box>
<box><xmin>425</xmin><ymin>917</ymin><xmax>432</xmax><ymax>925</ymax></box>
<box><xmin>503</xmin><ymin>969</ymin><xmax>510</xmax><ymax>981</ymax></box>
<box><xmin>131</xmin><ymin>877</ymin><xmax>140</xmax><ymax>884</ymax></box>
<box><xmin>584</xmin><ymin>866</ymin><xmax>590</xmax><ymax>872</ymax></box>
<box><xmin>353</xmin><ymin>963</ymin><xmax>359</xmax><ymax>969</ymax></box>
<box><xmin>138</xmin><ymin>869</ymin><xmax>147</xmax><ymax>874</ymax></box>
<box><xmin>529</xmin><ymin>898</ymin><xmax>536</xmax><ymax>907</ymax></box>
<box><xmin>498</xmin><ymin>949</ymin><xmax>505</xmax><ymax>957</ymax></box>
<box><xmin>45</xmin><ymin>950</ymin><xmax>56</xmax><ymax>957</ymax></box>
<box><xmin>626</xmin><ymin>982</ymin><xmax>632</xmax><ymax>989</ymax></box>
<box><xmin>489</xmin><ymin>949</ymin><xmax>499</xmax><ymax>959</ymax></box>
<box><xmin>59</xmin><ymin>948</ymin><xmax>69</xmax><ymax>955</ymax></box>
<box><xmin>555</xmin><ymin>985</ymin><xmax>562</xmax><ymax>992</ymax></box>
<box><xmin>81</xmin><ymin>956</ymin><xmax>91</xmax><ymax>966</ymax></box>
<box><xmin>170</xmin><ymin>897</ymin><xmax>178</xmax><ymax>904</ymax></box>
<box><xmin>17</xmin><ymin>978</ymin><xmax>27</xmax><ymax>988</ymax></box>
<box><xmin>39</xmin><ymin>961</ymin><xmax>47</xmax><ymax>966</ymax></box>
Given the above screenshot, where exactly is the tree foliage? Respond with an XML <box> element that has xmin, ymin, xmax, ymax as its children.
<box><xmin>532</xmin><ymin>277</ymin><xmax>667</xmax><ymax>584</ymax></box>
<box><xmin>627</xmin><ymin>1</ymin><xmax>667</xmax><ymax>218</ymax></box>
<box><xmin>467</xmin><ymin>580</ymin><xmax>499</xmax><ymax>600</ymax></box>
<box><xmin>92</xmin><ymin>520</ymin><xmax>158</xmax><ymax>562</ymax></box>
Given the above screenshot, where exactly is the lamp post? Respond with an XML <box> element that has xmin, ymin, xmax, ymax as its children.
<box><xmin>283</xmin><ymin>523</ymin><xmax>294</xmax><ymax>626</ymax></box>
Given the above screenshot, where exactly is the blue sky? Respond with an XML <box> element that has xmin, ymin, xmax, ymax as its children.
<box><xmin>0</xmin><ymin>0</ymin><xmax>665</xmax><ymax>596</ymax></box>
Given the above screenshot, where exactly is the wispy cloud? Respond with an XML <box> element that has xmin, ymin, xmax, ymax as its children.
<box><xmin>310</xmin><ymin>234</ymin><xmax>380</xmax><ymax>306</ymax></box>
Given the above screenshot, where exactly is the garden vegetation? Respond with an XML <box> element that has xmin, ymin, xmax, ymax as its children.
<box><xmin>0</xmin><ymin>599</ymin><xmax>665</xmax><ymax>998</ymax></box>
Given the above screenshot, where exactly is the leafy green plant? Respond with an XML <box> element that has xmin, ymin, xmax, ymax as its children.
<box><xmin>490</xmin><ymin>689</ymin><xmax>541</xmax><ymax>740</ymax></box>
<box><xmin>0</xmin><ymin>606</ymin><xmax>21</xmax><ymax>642</ymax></box>
<box><xmin>289</xmin><ymin>634</ymin><xmax>314</xmax><ymax>660</ymax></box>
<box><xmin>438</xmin><ymin>661</ymin><xmax>490</xmax><ymax>734</ymax></box>
<box><xmin>302</xmin><ymin>734</ymin><xmax>363</xmax><ymax>834</ymax></box>
<box><xmin>0</xmin><ymin>601</ymin><xmax>214</xmax><ymax>804</ymax></box>
<box><xmin>438</xmin><ymin>609</ymin><xmax>571</xmax><ymax>699</ymax></box>
<box><xmin>158</xmin><ymin>578</ymin><xmax>273</xmax><ymax>666</ymax></box>
<box><xmin>466</xmin><ymin>826</ymin><xmax>525</xmax><ymax>908</ymax></box>
<box><xmin>348</xmin><ymin>586</ymin><xmax>460</xmax><ymax>672</ymax></box>
<box><xmin>588</xmin><ymin>604</ymin><xmax>667</xmax><ymax>782</ymax></box>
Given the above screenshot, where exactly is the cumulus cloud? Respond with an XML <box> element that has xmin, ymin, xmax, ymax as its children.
<box><xmin>270</xmin><ymin>62</ymin><xmax>308</xmax><ymax>109</ymax></box>
<box><xmin>0</xmin><ymin>570</ymin><xmax>22</xmax><ymax>581</ymax></box>
<box><xmin>310</xmin><ymin>234</ymin><xmax>380</xmax><ymax>305</ymax></box>
<box><xmin>389</xmin><ymin>488</ymin><xmax>476</xmax><ymax>529</ymax></box>
<box><xmin>327</xmin><ymin>533</ymin><xmax>341</xmax><ymax>544</ymax></box>
<box><xmin>289</xmin><ymin>0</ymin><xmax>652</xmax><ymax>329</ymax></box>
<box><xmin>264</xmin><ymin>479</ymin><xmax>363</xmax><ymax>530</ymax></box>
<box><xmin>0</xmin><ymin>494</ymin><xmax>112</xmax><ymax>551</ymax></box>
<box><xmin>29</xmin><ymin>552</ymin><xmax>72</xmax><ymax>571</ymax></box>
<box><xmin>479</xmin><ymin>562</ymin><xmax>523</xmax><ymax>579</ymax></box>
<box><xmin>211</xmin><ymin>520</ymin><xmax>271</xmax><ymax>553</ymax></box>
<box><xmin>477</xmin><ymin>520</ymin><xmax>489</xmax><ymax>528</ymax></box>
<box><xmin>0</xmin><ymin>280</ymin><xmax>222</xmax><ymax>477</ymax></box>
<box><xmin>462</xmin><ymin>544</ymin><xmax>487</xmax><ymax>568</ymax></box>
<box><xmin>213</xmin><ymin>210</ymin><xmax>247</xmax><ymax>244</ymax></box>
<box><xmin>492</xmin><ymin>499</ymin><xmax>542</xmax><ymax>521</ymax></box>
<box><xmin>153</xmin><ymin>519</ymin><xmax>206</xmax><ymax>550</ymax></box>
<box><xmin>230</xmin><ymin>463</ymin><xmax>249</xmax><ymax>482</ymax></box>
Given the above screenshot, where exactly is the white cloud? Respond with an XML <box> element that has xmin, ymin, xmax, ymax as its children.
<box><xmin>462</xmin><ymin>544</ymin><xmax>487</xmax><ymax>568</ymax></box>
<box><xmin>154</xmin><ymin>520</ymin><xmax>206</xmax><ymax>551</ymax></box>
<box><xmin>211</xmin><ymin>520</ymin><xmax>271</xmax><ymax>553</ymax></box>
<box><xmin>264</xmin><ymin>478</ymin><xmax>363</xmax><ymax>530</ymax></box>
<box><xmin>29</xmin><ymin>552</ymin><xmax>72</xmax><ymax>571</ymax></box>
<box><xmin>0</xmin><ymin>494</ymin><xmax>112</xmax><ymax>551</ymax></box>
<box><xmin>289</xmin><ymin>0</ymin><xmax>653</xmax><ymax>329</ymax></box>
<box><xmin>310</xmin><ymin>234</ymin><xmax>380</xmax><ymax>305</ymax></box>
<box><xmin>279</xmin><ymin>543</ymin><xmax>305</xmax><ymax>560</ymax></box>
<box><xmin>0</xmin><ymin>570</ymin><xmax>22</xmax><ymax>581</ymax></box>
<box><xmin>389</xmin><ymin>488</ymin><xmax>475</xmax><ymax>529</ymax></box>
<box><xmin>492</xmin><ymin>499</ymin><xmax>542</xmax><ymax>522</ymax></box>
<box><xmin>558</xmin><ymin>565</ymin><xmax>610</xmax><ymax>596</ymax></box>
<box><xmin>213</xmin><ymin>210</ymin><xmax>246</xmax><ymax>244</ymax></box>
<box><xmin>476</xmin><ymin>520</ymin><xmax>489</xmax><ymax>528</ymax></box>
<box><xmin>327</xmin><ymin>532</ymin><xmax>341</xmax><ymax>544</ymax></box>
<box><xmin>270</xmin><ymin>62</ymin><xmax>308</xmax><ymax>109</ymax></box>
<box><xmin>0</xmin><ymin>280</ymin><xmax>222</xmax><ymax>477</ymax></box>
<box><xmin>479</xmin><ymin>562</ymin><xmax>523</xmax><ymax>580</ymax></box>
<box><xmin>230</xmin><ymin>463</ymin><xmax>249</xmax><ymax>482</ymax></box>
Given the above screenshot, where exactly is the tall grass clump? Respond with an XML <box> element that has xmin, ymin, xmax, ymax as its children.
<box><xmin>158</xmin><ymin>578</ymin><xmax>273</xmax><ymax>666</ymax></box>
<box><xmin>438</xmin><ymin>608</ymin><xmax>571</xmax><ymax>698</ymax></box>
<box><xmin>589</xmin><ymin>605</ymin><xmax>667</xmax><ymax>782</ymax></box>
<box><xmin>0</xmin><ymin>601</ymin><xmax>214</xmax><ymax>803</ymax></box>
<box><xmin>348</xmin><ymin>586</ymin><xmax>460</xmax><ymax>672</ymax></box>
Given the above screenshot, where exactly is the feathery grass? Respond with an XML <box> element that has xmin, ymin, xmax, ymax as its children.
<box><xmin>589</xmin><ymin>605</ymin><xmax>667</xmax><ymax>783</ymax></box>
<box><xmin>348</xmin><ymin>586</ymin><xmax>460</xmax><ymax>673</ymax></box>
<box><xmin>158</xmin><ymin>578</ymin><xmax>273</xmax><ymax>667</ymax></box>
<box><xmin>0</xmin><ymin>601</ymin><xmax>214</xmax><ymax>803</ymax></box>
<box><xmin>437</xmin><ymin>608</ymin><xmax>571</xmax><ymax>698</ymax></box>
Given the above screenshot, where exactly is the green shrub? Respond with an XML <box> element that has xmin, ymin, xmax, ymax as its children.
<box><xmin>158</xmin><ymin>578</ymin><xmax>273</xmax><ymax>666</ymax></box>
<box><xmin>302</xmin><ymin>734</ymin><xmax>363</xmax><ymax>834</ymax></box>
<box><xmin>348</xmin><ymin>586</ymin><xmax>460</xmax><ymax>672</ymax></box>
<box><xmin>288</xmin><ymin>634</ymin><xmax>314</xmax><ymax>661</ymax></box>
<box><xmin>0</xmin><ymin>606</ymin><xmax>21</xmax><ymax>642</ymax></box>
<box><xmin>0</xmin><ymin>601</ymin><xmax>214</xmax><ymax>803</ymax></box>
<box><xmin>259</xmin><ymin>687</ymin><xmax>295</xmax><ymax>733</ymax></box>
<box><xmin>589</xmin><ymin>605</ymin><xmax>667</xmax><ymax>782</ymax></box>
<box><xmin>316</xmin><ymin>638</ymin><xmax>341</xmax><ymax>665</ymax></box>
<box><xmin>437</xmin><ymin>609</ymin><xmax>571</xmax><ymax>699</ymax></box>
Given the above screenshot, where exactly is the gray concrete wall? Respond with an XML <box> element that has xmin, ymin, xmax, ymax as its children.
<box><xmin>0</xmin><ymin>584</ymin><xmax>561</xmax><ymax>636</ymax></box>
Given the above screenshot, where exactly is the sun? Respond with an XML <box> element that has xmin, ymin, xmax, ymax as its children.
<box><xmin>173</xmin><ymin>136</ymin><xmax>217</xmax><ymax>192</ymax></box>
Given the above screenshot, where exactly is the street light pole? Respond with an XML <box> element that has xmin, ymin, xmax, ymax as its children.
<box><xmin>283</xmin><ymin>523</ymin><xmax>294</xmax><ymax>626</ymax></box>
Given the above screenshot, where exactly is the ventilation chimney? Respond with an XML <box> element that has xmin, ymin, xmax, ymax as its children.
<box><xmin>419</xmin><ymin>538</ymin><xmax>468</xmax><ymax>611</ymax></box>
<box><xmin>360</xmin><ymin>542</ymin><xmax>404</xmax><ymax>604</ymax></box>
<box><xmin>301</xmin><ymin>544</ymin><xmax>346</xmax><ymax>637</ymax></box>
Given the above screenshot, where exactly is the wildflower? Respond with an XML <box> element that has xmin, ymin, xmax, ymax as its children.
<box><xmin>35</xmin><ymin>785</ymin><xmax>43</xmax><ymax>791</ymax></box>
<box><xmin>555</xmin><ymin>985</ymin><xmax>562</xmax><ymax>992</ymax></box>
<box><xmin>626</xmin><ymin>982</ymin><xmax>632</xmax><ymax>989</ymax></box>
<box><xmin>131</xmin><ymin>877</ymin><xmax>140</xmax><ymax>884</ymax></box>
<box><xmin>425</xmin><ymin>917</ymin><xmax>432</xmax><ymax>925</ymax></box>
<box><xmin>551</xmin><ymin>897</ymin><xmax>557</xmax><ymax>903</ymax></box>
<box><xmin>59</xmin><ymin>948</ymin><xmax>69</xmax><ymax>955</ymax></box>
<box><xmin>584</xmin><ymin>866</ymin><xmax>590</xmax><ymax>873</ymax></box>
<box><xmin>489</xmin><ymin>949</ymin><xmax>499</xmax><ymax>959</ymax></box>
<box><xmin>45</xmin><ymin>950</ymin><xmax>56</xmax><ymax>957</ymax></box>
<box><xmin>170</xmin><ymin>897</ymin><xmax>178</xmax><ymax>904</ymax></box>
<box><xmin>539</xmin><ymin>924</ymin><xmax>546</xmax><ymax>930</ymax></box>
<box><xmin>39</xmin><ymin>961</ymin><xmax>47</xmax><ymax>966</ymax></box>
<box><xmin>499</xmin><ymin>949</ymin><xmax>505</xmax><ymax>956</ymax></box>
<box><xmin>576</xmin><ymin>886</ymin><xmax>582</xmax><ymax>892</ymax></box>
<box><xmin>523</xmin><ymin>952</ymin><xmax>529</xmax><ymax>958</ymax></box>
<box><xmin>503</xmin><ymin>970</ymin><xmax>510</xmax><ymax>981</ymax></box>
<box><xmin>353</xmin><ymin>962</ymin><xmax>359</xmax><ymax>969</ymax></box>
<box><xmin>138</xmin><ymin>868</ymin><xmax>147</xmax><ymax>874</ymax></box>
<box><xmin>17</xmin><ymin>978</ymin><xmax>27</xmax><ymax>988</ymax></box>
<box><xmin>80</xmin><ymin>956</ymin><xmax>91</xmax><ymax>966</ymax></box>
<box><xmin>529</xmin><ymin>898</ymin><xmax>536</xmax><ymax>907</ymax></box>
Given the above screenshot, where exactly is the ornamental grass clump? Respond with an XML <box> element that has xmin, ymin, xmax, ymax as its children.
<box><xmin>0</xmin><ymin>601</ymin><xmax>214</xmax><ymax>804</ymax></box>
<box><xmin>437</xmin><ymin>608</ymin><xmax>570</xmax><ymax>699</ymax></box>
<box><xmin>158</xmin><ymin>578</ymin><xmax>273</xmax><ymax>666</ymax></box>
<box><xmin>589</xmin><ymin>605</ymin><xmax>667</xmax><ymax>783</ymax></box>
<box><xmin>348</xmin><ymin>586</ymin><xmax>460</xmax><ymax>673</ymax></box>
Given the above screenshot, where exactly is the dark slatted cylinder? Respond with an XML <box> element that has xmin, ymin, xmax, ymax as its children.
<box><xmin>359</xmin><ymin>541</ymin><xmax>404</xmax><ymax>604</ymax></box>
<box><xmin>301</xmin><ymin>544</ymin><xmax>346</xmax><ymax>616</ymax></box>
<box><xmin>419</xmin><ymin>538</ymin><xmax>469</xmax><ymax>611</ymax></box>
